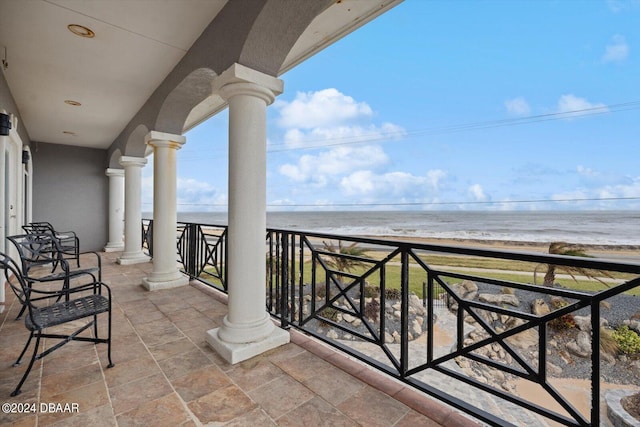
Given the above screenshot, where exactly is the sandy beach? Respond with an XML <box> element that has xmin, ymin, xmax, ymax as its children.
<box><xmin>371</xmin><ymin>235</ymin><xmax>640</xmax><ymax>263</ymax></box>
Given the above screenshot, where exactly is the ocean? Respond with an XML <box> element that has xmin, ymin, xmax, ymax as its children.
<box><xmin>167</xmin><ymin>210</ymin><xmax>640</xmax><ymax>247</ymax></box>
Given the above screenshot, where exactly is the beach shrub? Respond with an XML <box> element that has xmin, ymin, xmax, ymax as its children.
<box><xmin>384</xmin><ymin>288</ymin><xmax>401</xmax><ymax>300</ymax></box>
<box><xmin>612</xmin><ymin>326</ymin><xmax>640</xmax><ymax>355</ymax></box>
<box><xmin>550</xmin><ymin>314</ymin><xmax>576</xmax><ymax>330</ymax></box>
<box><xmin>364</xmin><ymin>284</ymin><xmax>379</xmax><ymax>298</ymax></box>
<box><xmin>364</xmin><ymin>299</ymin><xmax>380</xmax><ymax>322</ymax></box>
<box><xmin>315</xmin><ymin>286</ymin><xmax>326</xmax><ymax>299</ymax></box>
<box><xmin>319</xmin><ymin>307</ymin><xmax>339</xmax><ymax>326</ymax></box>
<box><xmin>548</xmin><ymin>299</ymin><xmax>576</xmax><ymax>331</ymax></box>
<box><xmin>549</xmin><ymin>296</ymin><xmax>568</xmax><ymax>310</ymax></box>
<box><xmin>599</xmin><ymin>327</ymin><xmax>620</xmax><ymax>356</ymax></box>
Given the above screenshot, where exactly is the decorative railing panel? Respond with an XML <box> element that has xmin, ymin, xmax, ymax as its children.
<box><xmin>143</xmin><ymin>220</ymin><xmax>640</xmax><ymax>426</ymax></box>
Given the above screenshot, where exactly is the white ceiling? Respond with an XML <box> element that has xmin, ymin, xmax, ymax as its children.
<box><xmin>0</xmin><ymin>0</ymin><xmax>227</xmax><ymax>148</ymax></box>
<box><xmin>0</xmin><ymin>0</ymin><xmax>401</xmax><ymax>150</ymax></box>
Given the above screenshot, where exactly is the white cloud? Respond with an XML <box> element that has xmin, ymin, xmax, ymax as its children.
<box><xmin>606</xmin><ymin>0</ymin><xmax>640</xmax><ymax>13</ymax></box>
<box><xmin>142</xmin><ymin>175</ymin><xmax>227</xmax><ymax>212</ymax></box>
<box><xmin>556</xmin><ymin>94</ymin><xmax>608</xmax><ymax>118</ymax></box>
<box><xmin>427</xmin><ymin>169</ymin><xmax>446</xmax><ymax>190</ymax></box>
<box><xmin>468</xmin><ymin>184</ymin><xmax>487</xmax><ymax>201</ymax></box>
<box><xmin>577</xmin><ymin>165</ymin><xmax>599</xmax><ymax>177</ymax></box>
<box><xmin>276</xmin><ymin>88</ymin><xmax>372</xmax><ymax>129</ymax></box>
<box><xmin>279</xmin><ymin>145</ymin><xmax>388</xmax><ymax>183</ymax></box>
<box><xmin>551</xmin><ymin>176</ymin><xmax>640</xmax><ymax>208</ymax></box>
<box><xmin>504</xmin><ymin>97</ymin><xmax>531</xmax><ymax>116</ymax></box>
<box><xmin>340</xmin><ymin>169</ymin><xmax>446</xmax><ymax>199</ymax></box>
<box><xmin>607</xmin><ymin>0</ymin><xmax>623</xmax><ymax>12</ymax></box>
<box><xmin>274</xmin><ymin>89</ymin><xmax>405</xmax><ymax>149</ymax></box>
<box><xmin>274</xmin><ymin>88</ymin><xmax>413</xmax><ymax>204</ymax></box>
<box><xmin>176</xmin><ymin>178</ymin><xmax>227</xmax><ymax>211</ymax></box>
<box><xmin>282</xmin><ymin>123</ymin><xmax>405</xmax><ymax>149</ymax></box>
<box><xmin>602</xmin><ymin>34</ymin><xmax>629</xmax><ymax>63</ymax></box>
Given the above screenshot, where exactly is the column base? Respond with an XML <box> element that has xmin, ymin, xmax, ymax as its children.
<box><xmin>142</xmin><ymin>272</ymin><xmax>189</xmax><ymax>291</ymax></box>
<box><xmin>104</xmin><ymin>242</ymin><xmax>125</xmax><ymax>252</ymax></box>
<box><xmin>116</xmin><ymin>252</ymin><xmax>151</xmax><ymax>265</ymax></box>
<box><xmin>206</xmin><ymin>325</ymin><xmax>290</xmax><ymax>364</ymax></box>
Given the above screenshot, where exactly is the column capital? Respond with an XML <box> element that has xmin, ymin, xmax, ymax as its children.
<box><xmin>212</xmin><ymin>63</ymin><xmax>283</xmax><ymax>105</ymax></box>
<box><xmin>145</xmin><ymin>131</ymin><xmax>186</xmax><ymax>150</ymax></box>
<box><xmin>105</xmin><ymin>168</ymin><xmax>124</xmax><ymax>177</ymax></box>
<box><xmin>119</xmin><ymin>156</ymin><xmax>147</xmax><ymax>168</ymax></box>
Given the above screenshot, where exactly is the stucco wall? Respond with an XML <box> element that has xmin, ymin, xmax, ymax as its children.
<box><xmin>32</xmin><ymin>142</ymin><xmax>108</xmax><ymax>252</ymax></box>
<box><xmin>0</xmin><ymin>70</ymin><xmax>30</xmax><ymax>146</ymax></box>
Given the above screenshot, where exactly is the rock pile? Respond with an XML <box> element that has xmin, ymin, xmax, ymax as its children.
<box><xmin>446</xmin><ymin>279</ymin><xmax>640</xmax><ymax>388</ymax></box>
<box><xmin>308</xmin><ymin>292</ymin><xmax>431</xmax><ymax>343</ymax></box>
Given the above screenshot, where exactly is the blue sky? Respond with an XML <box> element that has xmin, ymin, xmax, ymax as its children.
<box><xmin>142</xmin><ymin>0</ymin><xmax>640</xmax><ymax>212</ymax></box>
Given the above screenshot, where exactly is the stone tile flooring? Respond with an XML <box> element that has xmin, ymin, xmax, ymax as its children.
<box><xmin>0</xmin><ymin>251</ymin><xmax>476</xmax><ymax>426</ymax></box>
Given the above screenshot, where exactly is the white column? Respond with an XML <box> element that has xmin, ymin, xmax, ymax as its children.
<box><xmin>0</xmin><ymin>131</ymin><xmax>6</xmax><ymax>304</ymax></box>
<box><xmin>117</xmin><ymin>156</ymin><xmax>150</xmax><ymax>265</ymax></box>
<box><xmin>142</xmin><ymin>132</ymin><xmax>189</xmax><ymax>291</ymax></box>
<box><xmin>206</xmin><ymin>63</ymin><xmax>289</xmax><ymax>364</ymax></box>
<box><xmin>104</xmin><ymin>168</ymin><xmax>125</xmax><ymax>252</ymax></box>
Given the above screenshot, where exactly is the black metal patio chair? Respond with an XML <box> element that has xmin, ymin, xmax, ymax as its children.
<box><xmin>23</xmin><ymin>222</ymin><xmax>80</xmax><ymax>268</ymax></box>
<box><xmin>6</xmin><ymin>233</ymin><xmax>101</xmax><ymax>320</ymax></box>
<box><xmin>1</xmin><ymin>251</ymin><xmax>114</xmax><ymax>396</ymax></box>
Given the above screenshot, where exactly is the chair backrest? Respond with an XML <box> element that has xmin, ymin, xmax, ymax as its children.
<box><xmin>30</xmin><ymin>222</ymin><xmax>54</xmax><ymax>227</ymax></box>
<box><xmin>6</xmin><ymin>233</ymin><xmax>61</xmax><ymax>277</ymax></box>
<box><xmin>23</xmin><ymin>222</ymin><xmax>54</xmax><ymax>235</ymax></box>
<box><xmin>0</xmin><ymin>251</ymin><xmax>31</xmax><ymax>309</ymax></box>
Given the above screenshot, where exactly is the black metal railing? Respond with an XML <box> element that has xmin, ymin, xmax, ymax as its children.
<box><xmin>141</xmin><ymin>219</ymin><xmax>153</xmax><ymax>257</ymax></box>
<box><xmin>142</xmin><ymin>219</ymin><xmax>640</xmax><ymax>427</ymax></box>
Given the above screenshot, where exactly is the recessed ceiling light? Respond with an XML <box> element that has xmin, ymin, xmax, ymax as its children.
<box><xmin>67</xmin><ymin>24</ymin><xmax>95</xmax><ymax>38</ymax></box>
<box><xmin>64</xmin><ymin>100</ymin><xmax>81</xmax><ymax>106</ymax></box>
<box><xmin>62</xmin><ymin>131</ymin><xmax>76</xmax><ymax>136</ymax></box>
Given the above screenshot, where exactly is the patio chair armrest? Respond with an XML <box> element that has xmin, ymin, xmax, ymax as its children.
<box><xmin>55</xmin><ymin>230</ymin><xmax>78</xmax><ymax>239</ymax></box>
<box><xmin>24</xmin><ymin>278</ymin><xmax>109</xmax><ymax>298</ymax></box>
<box><xmin>79</xmin><ymin>251</ymin><xmax>102</xmax><ymax>280</ymax></box>
<box><xmin>67</xmin><ymin>280</ymin><xmax>111</xmax><ymax>297</ymax></box>
<box><xmin>24</xmin><ymin>269</ymin><xmax>95</xmax><ymax>284</ymax></box>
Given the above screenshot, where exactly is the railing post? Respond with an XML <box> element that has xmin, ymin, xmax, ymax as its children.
<box><xmin>400</xmin><ymin>247</ymin><xmax>409</xmax><ymax>376</ymax></box>
<box><xmin>145</xmin><ymin>220</ymin><xmax>154</xmax><ymax>257</ymax></box>
<box><xmin>187</xmin><ymin>223</ymin><xmax>198</xmax><ymax>277</ymax></box>
<box><xmin>280</xmin><ymin>232</ymin><xmax>290</xmax><ymax>329</ymax></box>
<box><xmin>222</xmin><ymin>229</ymin><xmax>228</xmax><ymax>290</ymax></box>
<box><xmin>427</xmin><ymin>275</ymin><xmax>434</xmax><ymax>364</ymax></box>
<box><xmin>591</xmin><ymin>299</ymin><xmax>601</xmax><ymax>426</ymax></box>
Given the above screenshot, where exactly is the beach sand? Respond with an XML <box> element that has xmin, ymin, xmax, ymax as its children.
<box><xmin>371</xmin><ymin>235</ymin><xmax>640</xmax><ymax>263</ymax></box>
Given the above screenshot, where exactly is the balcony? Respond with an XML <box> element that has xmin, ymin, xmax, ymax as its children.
<box><xmin>1</xmin><ymin>248</ymin><xmax>476</xmax><ymax>426</ymax></box>
<box><xmin>2</xmin><ymin>222</ymin><xmax>639</xmax><ymax>426</ymax></box>
<box><xmin>156</xmin><ymin>220</ymin><xmax>639</xmax><ymax>426</ymax></box>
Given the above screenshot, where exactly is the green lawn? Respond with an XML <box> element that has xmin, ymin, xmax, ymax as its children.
<box><xmin>264</xmin><ymin>252</ymin><xmax>640</xmax><ymax>297</ymax></box>
<box><xmin>200</xmin><ymin>251</ymin><xmax>640</xmax><ymax>297</ymax></box>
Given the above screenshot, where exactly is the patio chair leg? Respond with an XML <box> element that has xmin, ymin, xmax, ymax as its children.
<box><xmin>93</xmin><ymin>314</ymin><xmax>98</xmax><ymax>339</ymax></box>
<box><xmin>11</xmin><ymin>334</ymin><xmax>41</xmax><ymax>397</ymax></box>
<box><xmin>13</xmin><ymin>331</ymin><xmax>34</xmax><ymax>366</ymax></box>
<box><xmin>15</xmin><ymin>304</ymin><xmax>26</xmax><ymax>320</ymax></box>
<box><xmin>106</xmin><ymin>308</ymin><xmax>114</xmax><ymax>368</ymax></box>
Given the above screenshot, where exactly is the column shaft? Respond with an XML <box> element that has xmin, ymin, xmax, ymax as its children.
<box><xmin>142</xmin><ymin>132</ymin><xmax>188</xmax><ymax>290</ymax></box>
<box><xmin>206</xmin><ymin>63</ymin><xmax>288</xmax><ymax>363</ymax></box>
<box><xmin>117</xmin><ymin>156</ymin><xmax>150</xmax><ymax>265</ymax></box>
<box><xmin>104</xmin><ymin>168</ymin><xmax>125</xmax><ymax>251</ymax></box>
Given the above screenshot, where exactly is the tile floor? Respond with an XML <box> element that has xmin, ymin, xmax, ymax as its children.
<box><xmin>0</xmin><ymin>251</ymin><xmax>476</xmax><ymax>426</ymax></box>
